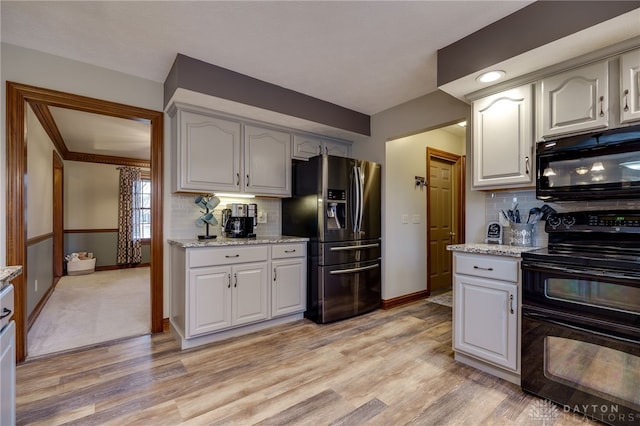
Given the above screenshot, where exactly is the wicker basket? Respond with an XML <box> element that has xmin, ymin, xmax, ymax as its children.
<box><xmin>67</xmin><ymin>258</ymin><xmax>96</xmax><ymax>275</ymax></box>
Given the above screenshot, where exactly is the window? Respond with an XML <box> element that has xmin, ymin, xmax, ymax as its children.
<box><xmin>139</xmin><ymin>176</ymin><xmax>151</xmax><ymax>240</ymax></box>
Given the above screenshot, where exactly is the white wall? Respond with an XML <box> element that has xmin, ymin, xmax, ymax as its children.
<box><xmin>64</xmin><ymin>162</ymin><xmax>120</xmax><ymax>229</ymax></box>
<box><xmin>385</xmin><ymin>129</ymin><xmax>465</xmax><ymax>299</ymax></box>
<box><xmin>352</xmin><ymin>90</ymin><xmax>486</xmax><ymax>300</ymax></box>
<box><xmin>26</xmin><ymin>105</ymin><xmax>55</xmax><ymax>239</ymax></box>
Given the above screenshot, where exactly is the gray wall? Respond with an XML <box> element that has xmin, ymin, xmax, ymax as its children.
<box><xmin>26</xmin><ymin>238</ymin><xmax>54</xmax><ymax>317</ymax></box>
<box><xmin>64</xmin><ymin>232</ymin><xmax>151</xmax><ymax>268</ymax></box>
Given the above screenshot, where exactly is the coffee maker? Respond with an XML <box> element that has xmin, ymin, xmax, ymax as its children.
<box><xmin>222</xmin><ymin>203</ymin><xmax>257</xmax><ymax>238</ymax></box>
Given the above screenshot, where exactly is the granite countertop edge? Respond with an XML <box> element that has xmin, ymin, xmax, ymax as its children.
<box><xmin>0</xmin><ymin>265</ymin><xmax>23</xmax><ymax>282</ymax></box>
<box><xmin>447</xmin><ymin>243</ymin><xmax>541</xmax><ymax>258</ymax></box>
<box><xmin>168</xmin><ymin>235</ymin><xmax>309</xmax><ymax>248</ymax></box>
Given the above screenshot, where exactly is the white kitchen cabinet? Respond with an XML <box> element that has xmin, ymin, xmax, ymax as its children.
<box><xmin>231</xmin><ymin>262</ymin><xmax>269</xmax><ymax>326</ymax></box>
<box><xmin>189</xmin><ymin>266</ymin><xmax>232</xmax><ymax>335</ymax></box>
<box><xmin>540</xmin><ymin>61</ymin><xmax>609</xmax><ymax>137</ymax></box>
<box><xmin>169</xmin><ymin>105</ymin><xmax>242</xmax><ymax>193</ymax></box>
<box><xmin>244</xmin><ymin>125</ymin><xmax>291</xmax><ymax>196</ymax></box>
<box><xmin>271</xmin><ymin>243</ymin><xmax>307</xmax><ymax>318</ymax></box>
<box><xmin>170</xmin><ymin>240</ymin><xmax>307</xmax><ymax>349</ymax></box>
<box><xmin>453</xmin><ymin>252</ymin><xmax>520</xmax><ymax>383</ymax></box>
<box><xmin>292</xmin><ymin>134</ymin><xmax>352</xmax><ymax>160</ymax></box>
<box><xmin>472</xmin><ymin>84</ymin><xmax>534</xmax><ymax>189</ymax></box>
<box><xmin>620</xmin><ymin>48</ymin><xmax>640</xmax><ymax>124</ymax></box>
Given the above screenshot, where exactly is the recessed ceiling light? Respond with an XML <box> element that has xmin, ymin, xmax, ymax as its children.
<box><xmin>476</xmin><ymin>70</ymin><xmax>506</xmax><ymax>83</ymax></box>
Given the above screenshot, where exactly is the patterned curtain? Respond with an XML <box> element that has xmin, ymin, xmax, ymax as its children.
<box><xmin>117</xmin><ymin>167</ymin><xmax>142</xmax><ymax>265</ymax></box>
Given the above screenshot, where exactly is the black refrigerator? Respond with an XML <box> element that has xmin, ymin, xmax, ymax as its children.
<box><xmin>282</xmin><ymin>154</ymin><xmax>381</xmax><ymax>323</ymax></box>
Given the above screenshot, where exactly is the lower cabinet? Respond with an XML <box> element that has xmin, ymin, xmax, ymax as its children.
<box><xmin>171</xmin><ymin>241</ymin><xmax>306</xmax><ymax>349</ymax></box>
<box><xmin>189</xmin><ymin>262</ymin><xmax>268</xmax><ymax>336</ymax></box>
<box><xmin>452</xmin><ymin>252</ymin><xmax>521</xmax><ymax>384</ymax></box>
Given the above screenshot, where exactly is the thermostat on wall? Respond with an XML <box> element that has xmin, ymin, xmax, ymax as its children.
<box><xmin>484</xmin><ymin>221</ymin><xmax>502</xmax><ymax>244</ymax></box>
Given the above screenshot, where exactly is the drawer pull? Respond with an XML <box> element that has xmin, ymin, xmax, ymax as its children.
<box><xmin>473</xmin><ymin>265</ymin><xmax>494</xmax><ymax>271</ymax></box>
<box><xmin>0</xmin><ymin>307</ymin><xmax>12</xmax><ymax>319</ymax></box>
<box><xmin>234</xmin><ymin>273</ymin><xmax>238</xmax><ymax>288</ymax></box>
<box><xmin>227</xmin><ymin>273</ymin><xmax>231</xmax><ymax>289</ymax></box>
<box><xmin>225</xmin><ymin>254</ymin><xmax>240</xmax><ymax>258</ymax></box>
<box><xmin>284</xmin><ymin>249</ymin><xmax>296</xmax><ymax>253</ymax></box>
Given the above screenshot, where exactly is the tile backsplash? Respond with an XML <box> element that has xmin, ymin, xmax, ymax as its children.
<box><xmin>169</xmin><ymin>193</ymin><xmax>281</xmax><ymax>240</ymax></box>
<box><xmin>484</xmin><ymin>189</ymin><xmax>640</xmax><ymax>247</ymax></box>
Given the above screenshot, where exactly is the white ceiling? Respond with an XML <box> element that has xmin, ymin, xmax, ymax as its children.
<box><xmin>2</xmin><ymin>0</ymin><xmax>534</xmax><ymax>115</ymax></box>
<box><xmin>4</xmin><ymin>2</ymin><xmax>639</xmax><ymax>159</ymax></box>
<box><xmin>48</xmin><ymin>107</ymin><xmax>151</xmax><ymax>160</ymax></box>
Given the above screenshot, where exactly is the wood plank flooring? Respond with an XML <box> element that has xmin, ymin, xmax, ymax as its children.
<box><xmin>16</xmin><ymin>300</ymin><xmax>597</xmax><ymax>425</ymax></box>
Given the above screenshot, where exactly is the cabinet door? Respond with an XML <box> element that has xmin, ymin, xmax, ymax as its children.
<box><xmin>188</xmin><ymin>266</ymin><xmax>232</xmax><ymax>337</ymax></box>
<box><xmin>472</xmin><ymin>84</ymin><xmax>534</xmax><ymax>188</ymax></box>
<box><xmin>232</xmin><ymin>262</ymin><xmax>269</xmax><ymax>326</ymax></box>
<box><xmin>272</xmin><ymin>259</ymin><xmax>306</xmax><ymax>317</ymax></box>
<box><xmin>454</xmin><ymin>274</ymin><xmax>518</xmax><ymax>371</ymax></box>
<box><xmin>177</xmin><ymin>110</ymin><xmax>241</xmax><ymax>192</ymax></box>
<box><xmin>621</xmin><ymin>48</ymin><xmax>640</xmax><ymax>124</ymax></box>
<box><xmin>292</xmin><ymin>134</ymin><xmax>322</xmax><ymax>160</ymax></box>
<box><xmin>244</xmin><ymin>125</ymin><xmax>291</xmax><ymax>196</ymax></box>
<box><xmin>324</xmin><ymin>140</ymin><xmax>351</xmax><ymax>158</ymax></box>
<box><xmin>541</xmin><ymin>61</ymin><xmax>609</xmax><ymax>137</ymax></box>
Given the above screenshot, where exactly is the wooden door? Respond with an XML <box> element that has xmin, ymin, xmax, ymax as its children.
<box><xmin>427</xmin><ymin>148</ymin><xmax>464</xmax><ymax>294</ymax></box>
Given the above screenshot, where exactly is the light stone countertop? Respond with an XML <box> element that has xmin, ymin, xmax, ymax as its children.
<box><xmin>0</xmin><ymin>265</ymin><xmax>23</xmax><ymax>282</ymax></box>
<box><xmin>168</xmin><ymin>235</ymin><xmax>309</xmax><ymax>248</ymax></box>
<box><xmin>447</xmin><ymin>243</ymin><xmax>542</xmax><ymax>258</ymax></box>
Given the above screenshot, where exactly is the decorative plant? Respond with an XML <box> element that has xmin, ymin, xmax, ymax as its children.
<box><xmin>195</xmin><ymin>194</ymin><xmax>220</xmax><ymax>240</ymax></box>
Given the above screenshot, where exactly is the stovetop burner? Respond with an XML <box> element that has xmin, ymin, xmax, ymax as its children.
<box><xmin>522</xmin><ymin>210</ymin><xmax>640</xmax><ymax>272</ymax></box>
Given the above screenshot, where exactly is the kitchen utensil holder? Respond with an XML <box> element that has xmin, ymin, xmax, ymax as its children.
<box><xmin>509</xmin><ymin>223</ymin><xmax>534</xmax><ymax>247</ymax></box>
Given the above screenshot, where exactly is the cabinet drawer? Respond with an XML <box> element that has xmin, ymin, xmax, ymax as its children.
<box><xmin>454</xmin><ymin>252</ymin><xmax>518</xmax><ymax>282</ymax></box>
<box><xmin>188</xmin><ymin>245</ymin><xmax>268</xmax><ymax>268</ymax></box>
<box><xmin>272</xmin><ymin>243</ymin><xmax>306</xmax><ymax>259</ymax></box>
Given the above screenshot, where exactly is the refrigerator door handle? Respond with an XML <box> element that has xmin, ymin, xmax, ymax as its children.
<box><xmin>330</xmin><ymin>243</ymin><xmax>380</xmax><ymax>251</ymax></box>
<box><xmin>351</xmin><ymin>165</ymin><xmax>360</xmax><ymax>233</ymax></box>
<box><xmin>357</xmin><ymin>166</ymin><xmax>364</xmax><ymax>233</ymax></box>
<box><xmin>329</xmin><ymin>263</ymin><xmax>379</xmax><ymax>275</ymax></box>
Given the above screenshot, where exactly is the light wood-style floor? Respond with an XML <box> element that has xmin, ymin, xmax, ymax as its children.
<box><xmin>16</xmin><ymin>300</ymin><xmax>596</xmax><ymax>425</ymax></box>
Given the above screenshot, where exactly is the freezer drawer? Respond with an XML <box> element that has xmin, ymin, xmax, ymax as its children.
<box><xmin>317</xmin><ymin>239</ymin><xmax>381</xmax><ymax>266</ymax></box>
<box><xmin>309</xmin><ymin>259</ymin><xmax>381</xmax><ymax>323</ymax></box>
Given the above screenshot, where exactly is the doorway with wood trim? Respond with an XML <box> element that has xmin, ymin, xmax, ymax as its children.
<box><xmin>426</xmin><ymin>147</ymin><xmax>465</xmax><ymax>295</ymax></box>
<box><xmin>6</xmin><ymin>81</ymin><xmax>164</xmax><ymax>362</ymax></box>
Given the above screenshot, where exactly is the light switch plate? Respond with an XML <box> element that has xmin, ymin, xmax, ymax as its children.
<box><xmin>412</xmin><ymin>214</ymin><xmax>420</xmax><ymax>224</ymax></box>
<box><xmin>402</xmin><ymin>214</ymin><xmax>409</xmax><ymax>224</ymax></box>
<box><xmin>257</xmin><ymin>211</ymin><xmax>267</xmax><ymax>224</ymax></box>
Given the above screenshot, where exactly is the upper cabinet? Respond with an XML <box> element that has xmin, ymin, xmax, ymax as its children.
<box><xmin>244</xmin><ymin>125</ymin><xmax>291</xmax><ymax>196</ymax></box>
<box><xmin>472</xmin><ymin>84</ymin><xmax>534</xmax><ymax>189</ymax></box>
<box><xmin>168</xmin><ymin>103</ymin><xmax>294</xmax><ymax>197</ymax></box>
<box><xmin>292</xmin><ymin>134</ymin><xmax>352</xmax><ymax>160</ymax></box>
<box><xmin>540</xmin><ymin>61</ymin><xmax>609</xmax><ymax>138</ymax></box>
<box><xmin>621</xmin><ymin>48</ymin><xmax>640</xmax><ymax>124</ymax></box>
<box><xmin>170</xmin><ymin>106</ymin><xmax>242</xmax><ymax>193</ymax></box>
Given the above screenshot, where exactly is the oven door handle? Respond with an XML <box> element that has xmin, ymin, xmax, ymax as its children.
<box><xmin>523</xmin><ymin>311</ymin><xmax>640</xmax><ymax>345</ymax></box>
<box><xmin>526</xmin><ymin>263</ymin><xmax>638</xmax><ymax>279</ymax></box>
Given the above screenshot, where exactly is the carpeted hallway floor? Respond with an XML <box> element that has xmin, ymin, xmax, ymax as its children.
<box><xmin>27</xmin><ymin>267</ymin><xmax>150</xmax><ymax>358</ymax></box>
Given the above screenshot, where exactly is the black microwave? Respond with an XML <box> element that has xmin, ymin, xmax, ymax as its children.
<box><xmin>537</xmin><ymin>124</ymin><xmax>640</xmax><ymax>201</ymax></box>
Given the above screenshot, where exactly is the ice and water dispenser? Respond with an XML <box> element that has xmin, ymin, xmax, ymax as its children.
<box><xmin>326</xmin><ymin>189</ymin><xmax>346</xmax><ymax>230</ymax></box>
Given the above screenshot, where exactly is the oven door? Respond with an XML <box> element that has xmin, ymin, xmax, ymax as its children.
<box><xmin>521</xmin><ymin>259</ymin><xmax>640</xmax><ymax>327</ymax></box>
<box><xmin>522</xmin><ymin>305</ymin><xmax>640</xmax><ymax>425</ymax></box>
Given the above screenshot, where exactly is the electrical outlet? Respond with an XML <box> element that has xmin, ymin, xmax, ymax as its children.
<box><xmin>412</xmin><ymin>214</ymin><xmax>420</xmax><ymax>224</ymax></box>
<box><xmin>35</xmin><ymin>279</ymin><xmax>38</xmax><ymax>292</ymax></box>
